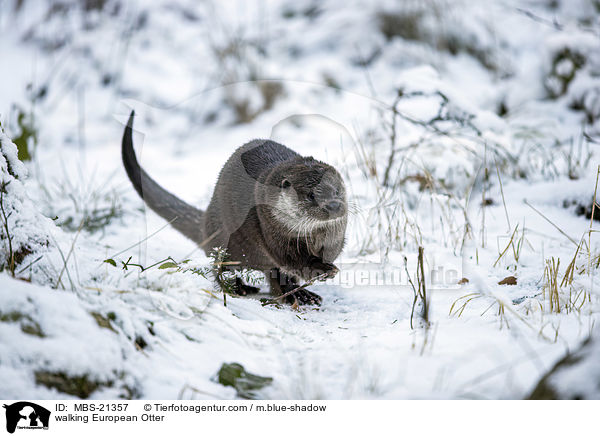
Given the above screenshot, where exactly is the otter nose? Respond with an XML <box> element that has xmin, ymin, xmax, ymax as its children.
<box><xmin>325</xmin><ymin>200</ymin><xmax>343</xmax><ymax>214</ymax></box>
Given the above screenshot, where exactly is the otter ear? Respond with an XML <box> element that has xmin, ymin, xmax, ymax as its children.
<box><xmin>281</xmin><ymin>179</ymin><xmax>291</xmax><ymax>189</ymax></box>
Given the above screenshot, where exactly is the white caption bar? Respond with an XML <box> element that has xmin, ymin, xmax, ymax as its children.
<box><xmin>0</xmin><ymin>400</ymin><xmax>596</xmax><ymax>436</ymax></box>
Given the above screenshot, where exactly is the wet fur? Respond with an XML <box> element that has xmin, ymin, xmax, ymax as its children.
<box><xmin>121</xmin><ymin>111</ymin><xmax>347</xmax><ymax>304</ymax></box>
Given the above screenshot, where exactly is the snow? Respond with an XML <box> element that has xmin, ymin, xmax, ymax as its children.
<box><xmin>1</xmin><ymin>0</ymin><xmax>600</xmax><ymax>399</ymax></box>
<box><xmin>547</xmin><ymin>337</ymin><xmax>600</xmax><ymax>399</ymax></box>
<box><xmin>0</xmin><ymin>131</ymin><xmax>27</xmax><ymax>180</ymax></box>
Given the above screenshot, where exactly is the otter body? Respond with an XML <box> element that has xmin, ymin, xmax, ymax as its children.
<box><xmin>121</xmin><ymin>111</ymin><xmax>347</xmax><ymax>305</ymax></box>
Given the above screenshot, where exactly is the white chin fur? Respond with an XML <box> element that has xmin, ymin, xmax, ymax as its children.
<box><xmin>273</xmin><ymin>195</ymin><xmax>344</xmax><ymax>234</ymax></box>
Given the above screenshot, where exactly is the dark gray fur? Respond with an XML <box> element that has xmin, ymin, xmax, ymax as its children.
<box><xmin>121</xmin><ymin>111</ymin><xmax>347</xmax><ymax>305</ymax></box>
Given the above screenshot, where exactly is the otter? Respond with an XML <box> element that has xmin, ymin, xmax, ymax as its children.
<box><xmin>121</xmin><ymin>111</ymin><xmax>347</xmax><ymax>305</ymax></box>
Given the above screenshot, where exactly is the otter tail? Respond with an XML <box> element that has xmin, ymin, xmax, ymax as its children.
<box><xmin>121</xmin><ymin>110</ymin><xmax>204</xmax><ymax>243</ymax></box>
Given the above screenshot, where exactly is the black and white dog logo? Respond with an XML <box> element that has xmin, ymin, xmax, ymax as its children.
<box><xmin>3</xmin><ymin>402</ymin><xmax>50</xmax><ymax>433</ymax></box>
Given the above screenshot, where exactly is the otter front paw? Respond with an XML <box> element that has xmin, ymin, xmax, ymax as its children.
<box><xmin>233</xmin><ymin>277</ymin><xmax>261</xmax><ymax>296</ymax></box>
<box><xmin>286</xmin><ymin>288</ymin><xmax>322</xmax><ymax>306</ymax></box>
<box><xmin>308</xmin><ymin>258</ymin><xmax>339</xmax><ymax>281</ymax></box>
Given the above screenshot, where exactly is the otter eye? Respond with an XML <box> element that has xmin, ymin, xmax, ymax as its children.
<box><xmin>307</xmin><ymin>192</ymin><xmax>315</xmax><ymax>202</ymax></box>
<box><xmin>335</xmin><ymin>188</ymin><xmax>340</xmax><ymax>196</ymax></box>
<box><xmin>281</xmin><ymin>179</ymin><xmax>291</xmax><ymax>189</ymax></box>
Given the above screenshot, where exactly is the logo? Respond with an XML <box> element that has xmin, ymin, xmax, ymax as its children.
<box><xmin>2</xmin><ymin>402</ymin><xmax>50</xmax><ymax>434</ymax></box>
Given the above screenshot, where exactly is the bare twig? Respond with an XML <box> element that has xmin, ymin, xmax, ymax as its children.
<box><xmin>120</xmin><ymin>255</ymin><xmax>177</xmax><ymax>272</ymax></box>
<box><xmin>515</xmin><ymin>7</ymin><xmax>563</xmax><ymax>30</ymax></box>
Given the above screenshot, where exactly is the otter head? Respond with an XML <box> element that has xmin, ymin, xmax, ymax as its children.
<box><xmin>265</xmin><ymin>157</ymin><xmax>347</xmax><ymax>230</ymax></box>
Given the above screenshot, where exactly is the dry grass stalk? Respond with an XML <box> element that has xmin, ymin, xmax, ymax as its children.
<box><xmin>493</xmin><ymin>224</ymin><xmax>521</xmax><ymax>268</ymax></box>
<box><xmin>405</xmin><ymin>246</ymin><xmax>429</xmax><ymax>329</ymax></box>
<box><xmin>0</xmin><ymin>185</ymin><xmax>15</xmax><ymax>277</ymax></box>
<box><xmin>543</xmin><ymin>257</ymin><xmax>561</xmax><ymax>313</ymax></box>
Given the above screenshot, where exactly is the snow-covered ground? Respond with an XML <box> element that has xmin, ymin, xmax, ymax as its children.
<box><xmin>1</xmin><ymin>0</ymin><xmax>600</xmax><ymax>399</ymax></box>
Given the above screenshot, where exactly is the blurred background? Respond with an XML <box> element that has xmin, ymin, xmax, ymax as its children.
<box><xmin>1</xmin><ymin>0</ymin><xmax>600</xmax><ymax>399</ymax></box>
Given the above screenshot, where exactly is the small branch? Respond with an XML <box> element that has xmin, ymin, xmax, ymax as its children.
<box><xmin>121</xmin><ymin>255</ymin><xmax>176</xmax><ymax>272</ymax></box>
<box><xmin>515</xmin><ymin>7</ymin><xmax>563</xmax><ymax>30</ymax></box>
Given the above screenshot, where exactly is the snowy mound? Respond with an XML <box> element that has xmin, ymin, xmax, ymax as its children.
<box><xmin>529</xmin><ymin>331</ymin><xmax>600</xmax><ymax>399</ymax></box>
<box><xmin>0</xmin><ymin>130</ymin><xmax>53</xmax><ymax>278</ymax></box>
